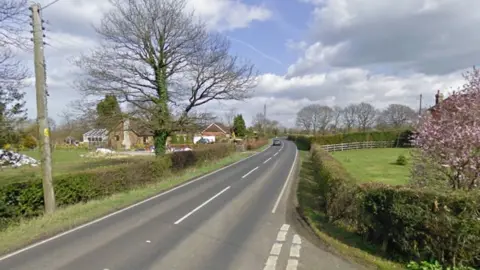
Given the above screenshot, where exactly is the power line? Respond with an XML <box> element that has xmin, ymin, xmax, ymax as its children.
<box><xmin>41</xmin><ymin>0</ymin><xmax>63</xmax><ymax>10</ymax></box>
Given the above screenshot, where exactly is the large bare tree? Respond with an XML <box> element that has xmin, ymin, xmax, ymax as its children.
<box><xmin>74</xmin><ymin>0</ymin><xmax>256</xmax><ymax>155</ymax></box>
<box><xmin>342</xmin><ymin>104</ymin><xmax>357</xmax><ymax>131</ymax></box>
<box><xmin>330</xmin><ymin>105</ymin><xmax>343</xmax><ymax>132</ymax></box>
<box><xmin>295</xmin><ymin>104</ymin><xmax>333</xmax><ymax>134</ymax></box>
<box><xmin>355</xmin><ymin>102</ymin><xmax>376</xmax><ymax>131</ymax></box>
<box><xmin>380</xmin><ymin>103</ymin><xmax>416</xmax><ymax>128</ymax></box>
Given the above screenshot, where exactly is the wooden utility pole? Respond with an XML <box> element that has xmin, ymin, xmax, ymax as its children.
<box><xmin>30</xmin><ymin>3</ymin><xmax>56</xmax><ymax>213</ymax></box>
<box><xmin>419</xmin><ymin>94</ymin><xmax>423</xmax><ymax>115</ymax></box>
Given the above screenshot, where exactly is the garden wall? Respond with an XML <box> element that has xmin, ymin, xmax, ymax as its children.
<box><xmin>0</xmin><ymin>143</ymin><xmax>245</xmax><ymax>230</ymax></box>
<box><xmin>305</xmin><ymin>145</ymin><xmax>480</xmax><ymax>268</ymax></box>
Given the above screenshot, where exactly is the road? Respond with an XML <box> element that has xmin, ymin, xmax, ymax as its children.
<box><xmin>0</xmin><ymin>140</ymin><xmax>360</xmax><ymax>270</ymax></box>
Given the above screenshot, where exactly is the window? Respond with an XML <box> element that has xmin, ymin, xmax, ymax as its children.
<box><xmin>115</xmin><ymin>135</ymin><xmax>120</xmax><ymax>141</ymax></box>
<box><xmin>143</xmin><ymin>136</ymin><xmax>148</xmax><ymax>143</ymax></box>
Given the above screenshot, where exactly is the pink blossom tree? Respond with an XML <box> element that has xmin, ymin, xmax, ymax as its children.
<box><xmin>413</xmin><ymin>67</ymin><xmax>480</xmax><ymax>190</ymax></box>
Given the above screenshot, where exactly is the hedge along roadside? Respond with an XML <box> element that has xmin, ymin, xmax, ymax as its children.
<box><xmin>0</xmin><ymin>143</ymin><xmax>246</xmax><ymax>231</ymax></box>
<box><xmin>307</xmin><ymin>145</ymin><xmax>480</xmax><ymax>268</ymax></box>
<box><xmin>287</xmin><ymin>129</ymin><xmax>414</xmax><ymax>150</ymax></box>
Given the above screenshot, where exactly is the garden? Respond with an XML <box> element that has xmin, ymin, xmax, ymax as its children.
<box><xmin>288</xmin><ymin>69</ymin><xmax>480</xmax><ymax>270</ymax></box>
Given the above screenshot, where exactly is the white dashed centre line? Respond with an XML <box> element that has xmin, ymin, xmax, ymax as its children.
<box><xmin>280</xmin><ymin>224</ymin><xmax>290</xmax><ymax>231</ymax></box>
<box><xmin>273</xmin><ymin>152</ymin><xmax>278</xmax><ymax>156</ymax></box>
<box><xmin>286</xmin><ymin>259</ymin><xmax>299</xmax><ymax>270</ymax></box>
<box><xmin>277</xmin><ymin>231</ymin><xmax>287</xmax><ymax>242</ymax></box>
<box><xmin>174</xmin><ymin>186</ymin><xmax>230</xmax><ymax>225</ymax></box>
<box><xmin>242</xmin><ymin>166</ymin><xmax>258</xmax><ymax>178</ymax></box>
<box><xmin>263</xmin><ymin>157</ymin><xmax>272</xmax><ymax>164</ymax></box>
<box><xmin>270</xmin><ymin>243</ymin><xmax>283</xmax><ymax>255</ymax></box>
<box><xmin>263</xmin><ymin>255</ymin><xmax>278</xmax><ymax>270</ymax></box>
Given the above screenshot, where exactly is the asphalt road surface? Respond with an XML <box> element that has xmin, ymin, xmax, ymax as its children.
<box><xmin>0</xmin><ymin>140</ymin><xmax>361</xmax><ymax>270</ymax></box>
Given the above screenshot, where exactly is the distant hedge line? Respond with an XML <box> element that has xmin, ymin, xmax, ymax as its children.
<box><xmin>302</xmin><ymin>145</ymin><xmax>480</xmax><ymax>268</ymax></box>
<box><xmin>0</xmin><ymin>143</ymin><xmax>241</xmax><ymax>230</ymax></box>
<box><xmin>287</xmin><ymin>129</ymin><xmax>414</xmax><ymax>150</ymax></box>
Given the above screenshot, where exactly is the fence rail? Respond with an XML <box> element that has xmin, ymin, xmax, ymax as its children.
<box><xmin>320</xmin><ymin>141</ymin><xmax>395</xmax><ymax>152</ymax></box>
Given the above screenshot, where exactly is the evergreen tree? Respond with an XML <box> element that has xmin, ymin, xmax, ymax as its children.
<box><xmin>96</xmin><ymin>94</ymin><xmax>122</xmax><ymax>129</ymax></box>
<box><xmin>233</xmin><ymin>114</ymin><xmax>247</xmax><ymax>137</ymax></box>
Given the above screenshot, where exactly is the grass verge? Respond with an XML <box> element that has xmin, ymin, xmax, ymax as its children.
<box><xmin>296</xmin><ymin>150</ymin><xmax>405</xmax><ymax>270</ymax></box>
<box><xmin>331</xmin><ymin>148</ymin><xmax>411</xmax><ymax>185</ymax></box>
<box><xmin>0</xmin><ymin>149</ymin><xmax>263</xmax><ymax>256</ymax></box>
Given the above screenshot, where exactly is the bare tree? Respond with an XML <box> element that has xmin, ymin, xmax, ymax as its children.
<box><xmin>295</xmin><ymin>104</ymin><xmax>333</xmax><ymax>134</ymax></box>
<box><xmin>0</xmin><ymin>0</ymin><xmax>29</xmax><ymax>146</ymax></box>
<box><xmin>223</xmin><ymin>107</ymin><xmax>237</xmax><ymax>127</ymax></box>
<box><xmin>380</xmin><ymin>104</ymin><xmax>416</xmax><ymax>128</ymax></box>
<box><xmin>342</xmin><ymin>104</ymin><xmax>357</xmax><ymax>131</ymax></box>
<box><xmin>355</xmin><ymin>102</ymin><xmax>376</xmax><ymax>131</ymax></box>
<box><xmin>295</xmin><ymin>106</ymin><xmax>313</xmax><ymax>132</ymax></box>
<box><xmin>316</xmin><ymin>105</ymin><xmax>333</xmax><ymax>134</ymax></box>
<box><xmin>330</xmin><ymin>105</ymin><xmax>343</xmax><ymax>131</ymax></box>
<box><xmin>74</xmin><ymin>0</ymin><xmax>256</xmax><ymax>155</ymax></box>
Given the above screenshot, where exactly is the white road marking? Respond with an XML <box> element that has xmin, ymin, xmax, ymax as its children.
<box><xmin>286</xmin><ymin>259</ymin><xmax>299</xmax><ymax>270</ymax></box>
<box><xmin>263</xmin><ymin>157</ymin><xmax>272</xmax><ymax>164</ymax></box>
<box><xmin>289</xmin><ymin>244</ymin><xmax>301</xmax><ymax>258</ymax></box>
<box><xmin>280</xmin><ymin>224</ymin><xmax>290</xmax><ymax>231</ymax></box>
<box><xmin>292</xmin><ymin>234</ymin><xmax>301</xmax><ymax>245</ymax></box>
<box><xmin>273</xmin><ymin>152</ymin><xmax>278</xmax><ymax>157</ymax></box>
<box><xmin>146</xmin><ymin>240</ymin><xmax>151</xmax><ymax>243</ymax></box>
<box><xmin>263</xmin><ymin>255</ymin><xmax>278</xmax><ymax>270</ymax></box>
<box><xmin>174</xmin><ymin>186</ymin><xmax>230</xmax><ymax>225</ymax></box>
<box><xmin>276</xmin><ymin>231</ymin><xmax>287</xmax><ymax>242</ymax></box>
<box><xmin>270</xmin><ymin>243</ymin><xmax>283</xmax><ymax>255</ymax></box>
<box><xmin>0</xmin><ymin>146</ymin><xmax>273</xmax><ymax>262</ymax></box>
<box><xmin>241</xmin><ymin>166</ymin><xmax>258</xmax><ymax>178</ymax></box>
<box><xmin>272</xmin><ymin>147</ymin><xmax>298</xmax><ymax>213</ymax></box>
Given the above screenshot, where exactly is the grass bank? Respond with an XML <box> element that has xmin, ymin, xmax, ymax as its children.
<box><xmin>331</xmin><ymin>148</ymin><xmax>411</xmax><ymax>185</ymax></box>
<box><xmin>0</xmin><ymin>147</ymin><xmax>267</xmax><ymax>256</ymax></box>
<box><xmin>297</xmin><ymin>150</ymin><xmax>405</xmax><ymax>270</ymax></box>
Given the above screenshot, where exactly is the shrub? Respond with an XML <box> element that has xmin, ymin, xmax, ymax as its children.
<box><xmin>288</xmin><ymin>129</ymin><xmax>413</xmax><ymax>149</ymax></box>
<box><xmin>245</xmin><ymin>139</ymin><xmax>268</xmax><ymax>150</ymax></box>
<box><xmin>396</xmin><ymin>154</ymin><xmax>407</xmax><ymax>166</ymax></box>
<box><xmin>0</xmin><ymin>143</ymin><xmax>235</xmax><ymax>230</ymax></box>
<box><xmin>306</xmin><ymin>145</ymin><xmax>480</xmax><ymax>268</ymax></box>
<box><xmin>406</xmin><ymin>261</ymin><xmax>475</xmax><ymax>270</ymax></box>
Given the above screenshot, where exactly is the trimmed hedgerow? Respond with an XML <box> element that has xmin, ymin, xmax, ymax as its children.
<box><xmin>288</xmin><ymin>129</ymin><xmax>414</xmax><ymax>150</ymax></box>
<box><xmin>306</xmin><ymin>145</ymin><xmax>480</xmax><ymax>268</ymax></box>
<box><xmin>0</xmin><ymin>143</ymin><xmax>235</xmax><ymax>230</ymax></box>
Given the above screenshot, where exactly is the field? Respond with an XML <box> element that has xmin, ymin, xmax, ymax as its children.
<box><xmin>0</xmin><ymin>149</ymin><xmax>153</xmax><ymax>185</ymax></box>
<box><xmin>331</xmin><ymin>148</ymin><xmax>411</xmax><ymax>185</ymax></box>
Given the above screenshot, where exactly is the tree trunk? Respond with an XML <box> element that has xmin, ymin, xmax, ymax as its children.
<box><xmin>154</xmin><ymin>129</ymin><xmax>169</xmax><ymax>156</ymax></box>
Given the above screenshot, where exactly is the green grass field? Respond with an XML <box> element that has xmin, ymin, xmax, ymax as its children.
<box><xmin>0</xmin><ymin>150</ymin><xmax>149</xmax><ymax>184</ymax></box>
<box><xmin>331</xmin><ymin>148</ymin><xmax>411</xmax><ymax>185</ymax></box>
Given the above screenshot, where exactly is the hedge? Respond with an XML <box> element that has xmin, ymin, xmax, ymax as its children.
<box><xmin>306</xmin><ymin>145</ymin><xmax>480</xmax><ymax>268</ymax></box>
<box><xmin>0</xmin><ymin>143</ymin><xmax>235</xmax><ymax>230</ymax></box>
<box><xmin>246</xmin><ymin>138</ymin><xmax>268</xmax><ymax>150</ymax></box>
<box><xmin>287</xmin><ymin>129</ymin><xmax>414</xmax><ymax>150</ymax></box>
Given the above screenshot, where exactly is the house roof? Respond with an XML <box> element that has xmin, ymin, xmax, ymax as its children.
<box><xmin>83</xmin><ymin>129</ymin><xmax>108</xmax><ymax>137</ymax></box>
<box><xmin>201</xmin><ymin>122</ymin><xmax>230</xmax><ymax>134</ymax></box>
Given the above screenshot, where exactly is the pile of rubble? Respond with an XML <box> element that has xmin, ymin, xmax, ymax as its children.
<box><xmin>0</xmin><ymin>149</ymin><xmax>39</xmax><ymax>168</ymax></box>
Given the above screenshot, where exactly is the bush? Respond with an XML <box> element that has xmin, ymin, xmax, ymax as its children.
<box><xmin>406</xmin><ymin>261</ymin><xmax>475</xmax><ymax>270</ymax></box>
<box><xmin>306</xmin><ymin>145</ymin><xmax>480</xmax><ymax>268</ymax></box>
<box><xmin>0</xmin><ymin>143</ymin><xmax>235</xmax><ymax>230</ymax></box>
<box><xmin>245</xmin><ymin>139</ymin><xmax>268</xmax><ymax>150</ymax></box>
<box><xmin>396</xmin><ymin>154</ymin><xmax>407</xmax><ymax>165</ymax></box>
<box><xmin>288</xmin><ymin>129</ymin><xmax>414</xmax><ymax>149</ymax></box>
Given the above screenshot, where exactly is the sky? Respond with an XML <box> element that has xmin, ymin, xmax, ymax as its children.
<box><xmin>17</xmin><ymin>0</ymin><xmax>480</xmax><ymax>127</ymax></box>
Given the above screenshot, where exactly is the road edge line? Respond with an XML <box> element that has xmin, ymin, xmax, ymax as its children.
<box><xmin>0</xmin><ymin>145</ymin><xmax>272</xmax><ymax>262</ymax></box>
<box><xmin>271</xmin><ymin>144</ymin><xmax>298</xmax><ymax>214</ymax></box>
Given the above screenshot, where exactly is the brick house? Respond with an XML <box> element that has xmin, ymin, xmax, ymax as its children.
<box><xmin>109</xmin><ymin>119</ymin><xmax>154</xmax><ymax>150</ymax></box>
<box><xmin>199</xmin><ymin>122</ymin><xmax>231</xmax><ymax>138</ymax></box>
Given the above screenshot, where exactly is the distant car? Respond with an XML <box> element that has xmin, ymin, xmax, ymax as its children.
<box><xmin>272</xmin><ymin>139</ymin><xmax>281</xmax><ymax>146</ymax></box>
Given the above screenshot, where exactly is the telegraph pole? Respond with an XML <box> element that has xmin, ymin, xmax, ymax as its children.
<box><xmin>30</xmin><ymin>3</ymin><xmax>56</xmax><ymax>213</ymax></box>
<box><xmin>419</xmin><ymin>94</ymin><xmax>423</xmax><ymax>115</ymax></box>
<box><xmin>263</xmin><ymin>103</ymin><xmax>267</xmax><ymax>135</ymax></box>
